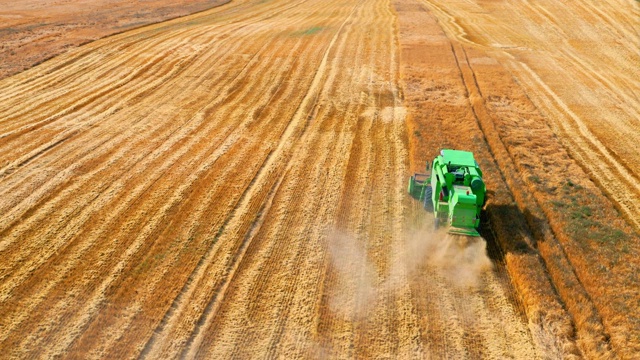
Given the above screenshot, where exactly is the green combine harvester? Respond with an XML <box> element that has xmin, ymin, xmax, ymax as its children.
<box><xmin>408</xmin><ymin>149</ymin><xmax>486</xmax><ymax>237</ymax></box>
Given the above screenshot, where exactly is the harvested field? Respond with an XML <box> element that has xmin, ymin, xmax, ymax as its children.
<box><xmin>0</xmin><ymin>0</ymin><xmax>230</xmax><ymax>79</ymax></box>
<box><xmin>0</xmin><ymin>0</ymin><xmax>638</xmax><ymax>358</ymax></box>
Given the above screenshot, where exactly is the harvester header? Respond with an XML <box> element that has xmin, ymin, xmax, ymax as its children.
<box><xmin>408</xmin><ymin>149</ymin><xmax>485</xmax><ymax>236</ymax></box>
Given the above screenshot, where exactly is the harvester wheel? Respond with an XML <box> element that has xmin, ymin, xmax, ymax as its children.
<box><xmin>423</xmin><ymin>186</ymin><xmax>433</xmax><ymax>212</ymax></box>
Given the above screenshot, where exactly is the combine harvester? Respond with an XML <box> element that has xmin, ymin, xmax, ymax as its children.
<box><xmin>408</xmin><ymin>149</ymin><xmax>486</xmax><ymax>236</ymax></box>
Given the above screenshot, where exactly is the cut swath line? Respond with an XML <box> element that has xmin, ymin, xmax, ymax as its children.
<box><xmin>179</xmin><ymin>2</ymin><xmax>363</xmax><ymax>357</ymax></box>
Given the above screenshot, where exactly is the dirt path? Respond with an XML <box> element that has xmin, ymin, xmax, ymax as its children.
<box><xmin>0</xmin><ymin>0</ymin><xmax>552</xmax><ymax>358</ymax></box>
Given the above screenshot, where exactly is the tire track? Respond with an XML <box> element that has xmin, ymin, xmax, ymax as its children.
<box><xmin>0</xmin><ymin>21</ymin><xmax>274</xmax><ymax>299</ymax></box>
<box><xmin>0</xmin><ymin>0</ymin><xmax>310</xmax><ymax>164</ymax></box>
<box><xmin>136</xmin><ymin>9</ymin><xmax>336</xmax><ymax>358</ymax></box>
<box><xmin>1</xmin><ymin>0</ymin><xmax>336</xmax><ymax>354</ymax></box>
<box><xmin>0</xmin><ymin>0</ymin><xmax>575</xmax><ymax>357</ymax></box>
<box><xmin>395</xmin><ymin>0</ymin><xmax>565</xmax><ymax>357</ymax></box>
<box><xmin>193</xmin><ymin>1</ymin><xmax>412</xmax><ymax>358</ymax></box>
<box><xmin>421</xmin><ymin>0</ymin><xmax>640</xmax><ymax>231</ymax></box>
<box><xmin>512</xmin><ymin>60</ymin><xmax>640</xmax><ymax>229</ymax></box>
<box><xmin>0</xmin><ymin>20</ymin><xmax>257</xmax><ymax>175</ymax></box>
<box><xmin>0</xmin><ymin>22</ymin><xmax>261</xmax><ymax>212</ymax></box>
<box><xmin>0</xmin><ymin>0</ymin><xmax>297</xmax><ymax>254</ymax></box>
<box><xmin>20</xmin><ymin>11</ymin><xmax>324</xmax><ymax>358</ymax></box>
<box><xmin>416</xmin><ymin>0</ymin><xmax>638</xmax><ymax>356</ymax></box>
<box><xmin>182</xmin><ymin>2</ymin><xmax>365</xmax><ymax>358</ymax></box>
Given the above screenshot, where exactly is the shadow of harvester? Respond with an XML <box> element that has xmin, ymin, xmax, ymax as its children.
<box><xmin>479</xmin><ymin>202</ymin><xmax>538</xmax><ymax>264</ymax></box>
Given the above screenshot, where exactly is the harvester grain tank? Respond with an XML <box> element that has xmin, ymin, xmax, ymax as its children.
<box><xmin>408</xmin><ymin>149</ymin><xmax>485</xmax><ymax>236</ymax></box>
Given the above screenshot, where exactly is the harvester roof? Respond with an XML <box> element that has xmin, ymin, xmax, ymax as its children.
<box><xmin>440</xmin><ymin>149</ymin><xmax>477</xmax><ymax>167</ymax></box>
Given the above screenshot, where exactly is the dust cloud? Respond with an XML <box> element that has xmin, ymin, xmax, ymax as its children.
<box><xmin>402</xmin><ymin>226</ymin><xmax>493</xmax><ymax>289</ymax></box>
<box><xmin>326</xmin><ymin>225</ymin><xmax>493</xmax><ymax>318</ymax></box>
<box><xmin>326</xmin><ymin>230</ymin><xmax>378</xmax><ymax>319</ymax></box>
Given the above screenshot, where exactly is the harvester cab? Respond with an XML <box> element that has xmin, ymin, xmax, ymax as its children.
<box><xmin>408</xmin><ymin>149</ymin><xmax>485</xmax><ymax>237</ymax></box>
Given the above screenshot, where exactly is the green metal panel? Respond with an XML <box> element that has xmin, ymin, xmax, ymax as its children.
<box><xmin>408</xmin><ymin>176</ymin><xmax>416</xmax><ymax>197</ymax></box>
<box><xmin>408</xmin><ymin>149</ymin><xmax>485</xmax><ymax>237</ymax></box>
<box><xmin>448</xmin><ymin>226</ymin><xmax>480</xmax><ymax>237</ymax></box>
<box><xmin>440</xmin><ymin>149</ymin><xmax>477</xmax><ymax>167</ymax></box>
<box><xmin>408</xmin><ymin>174</ymin><xmax>430</xmax><ymax>200</ymax></box>
<box><xmin>450</xmin><ymin>186</ymin><xmax>478</xmax><ymax>229</ymax></box>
